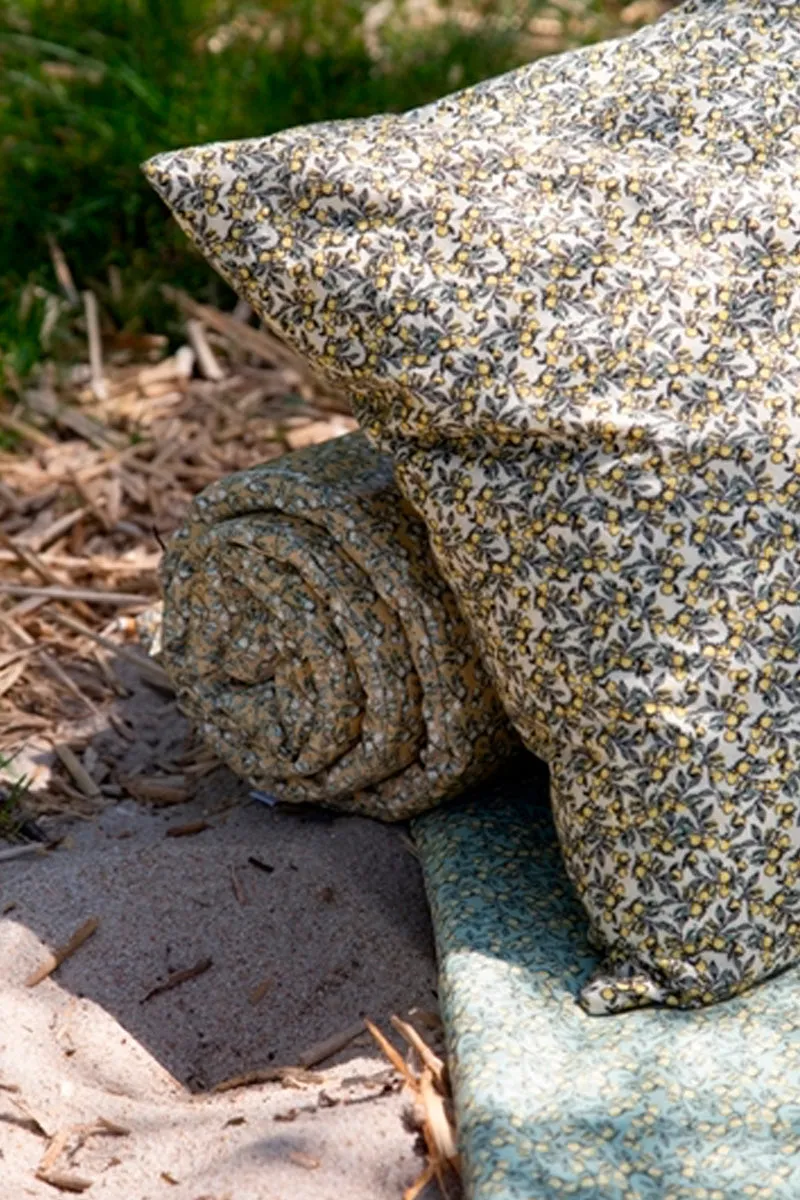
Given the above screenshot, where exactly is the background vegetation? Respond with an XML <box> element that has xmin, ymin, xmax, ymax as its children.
<box><xmin>0</xmin><ymin>0</ymin><xmax>664</xmax><ymax>381</ymax></box>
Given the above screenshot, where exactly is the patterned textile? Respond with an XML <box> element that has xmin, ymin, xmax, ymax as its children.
<box><xmin>413</xmin><ymin>762</ymin><xmax>800</xmax><ymax>1200</ymax></box>
<box><xmin>145</xmin><ymin>0</ymin><xmax>800</xmax><ymax>1011</ymax></box>
<box><xmin>159</xmin><ymin>432</ymin><xmax>516</xmax><ymax>818</ymax></box>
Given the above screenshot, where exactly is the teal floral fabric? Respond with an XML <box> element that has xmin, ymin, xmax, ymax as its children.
<box><xmin>414</xmin><ymin>761</ymin><xmax>800</xmax><ymax>1200</ymax></box>
<box><xmin>145</xmin><ymin>0</ymin><xmax>800</xmax><ymax>1014</ymax></box>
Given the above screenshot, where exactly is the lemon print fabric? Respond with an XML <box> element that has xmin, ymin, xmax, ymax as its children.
<box><xmin>159</xmin><ymin>432</ymin><xmax>517</xmax><ymax>818</ymax></box>
<box><xmin>146</xmin><ymin>0</ymin><xmax>800</xmax><ymax>1010</ymax></box>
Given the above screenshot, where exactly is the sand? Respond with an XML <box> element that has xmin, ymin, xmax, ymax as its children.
<box><xmin>0</xmin><ymin>749</ymin><xmax>444</xmax><ymax>1198</ymax></box>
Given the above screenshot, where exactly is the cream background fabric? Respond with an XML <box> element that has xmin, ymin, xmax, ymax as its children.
<box><xmin>146</xmin><ymin>0</ymin><xmax>800</xmax><ymax>1010</ymax></box>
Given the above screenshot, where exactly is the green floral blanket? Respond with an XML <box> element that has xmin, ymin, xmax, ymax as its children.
<box><xmin>414</xmin><ymin>760</ymin><xmax>800</xmax><ymax>1200</ymax></box>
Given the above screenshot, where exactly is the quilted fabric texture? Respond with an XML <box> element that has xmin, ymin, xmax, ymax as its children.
<box><xmin>158</xmin><ymin>432</ymin><xmax>516</xmax><ymax>818</ymax></box>
<box><xmin>413</xmin><ymin>763</ymin><xmax>800</xmax><ymax>1200</ymax></box>
<box><xmin>145</xmin><ymin>0</ymin><xmax>800</xmax><ymax>1010</ymax></box>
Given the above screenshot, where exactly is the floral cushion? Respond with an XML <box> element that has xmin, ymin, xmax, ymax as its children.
<box><xmin>145</xmin><ymin>0</ymin><xmax>800</xmax><ymax>1012</ymax></box>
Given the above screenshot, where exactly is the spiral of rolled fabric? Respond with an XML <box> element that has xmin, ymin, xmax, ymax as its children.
<box><xmin>159</xmin><ymin>431</ymin><xmax>517</xmax><ymax>819</ymax></box>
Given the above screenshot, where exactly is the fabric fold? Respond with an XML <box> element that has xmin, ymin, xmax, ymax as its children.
<box><xmin>159</xmin><ymin>431</ymin><xmax>516</xmax><ymax>818</ymax></box>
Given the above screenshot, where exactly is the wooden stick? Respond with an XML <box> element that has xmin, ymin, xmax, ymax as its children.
<box><xmin>213</xmin><ymin>1065</ymin><xmax>325</xmax><ymax>1093</ymax></box>
<box><xmin>0</xmin><ymin>655</ymin><xmax>29</xmax><ymax>700</ymax></box>
<box><xmin>25</xmin><ymin>384</ymin><xmax>123</xmax><ymax>450</ymax></box>
<box><xmin>0</xmin><ymin>411</ymin><xmax>56</xmax><ymax>449</ymax></box>
<box><xmin>0</xmin><ymin>549</ymin><xmax>160</xmax><ymax>573</ymax></box>
<box><xmin>53</xmin><ymin>745</ymin><xmax>101</xmax><ymax>801</ymax></box>
<box><xmin>136</xmin><ymin>348</ymin><xmax>194</xmax><ymax>389</ymax></box>
<box><xmin>47</xmin><ymin>236</ymin><xmax>79</xmax><ymax>306</ymax></box>
<box><xmin>0</xmin><ymin>843</ymin><xmax>48</xmax><ymax>863</ymax></box>
<box><xmin>229</xmin><ymin>864</ymin><xmax>247</xmax><ymax>906</ymax></box>
<box><xmin>298</xmin><ymin>1021</ymin><xmax>366</xmax><ymax>1070</ymax></box>
<box><xmin>248</xmin><ymin>975</ymin><xmax>273</xmax><ymax>1005</ymax></box>
<box><xmin>403</xmin><ymin>1161</ymin><xmax>435</xmax><ymax>1200</ymax></box>
<box><xmin>419</xmin><ymin>1067</ymin><xmax>458</xmax><ymax>1166</ymax></box>
<box><xmin>37</xmin><ymin>1127</ymin><xmax>72</xmax><ymax>1178</ymax></box>
<box><xmin>164</xmin><ymin>287</ymin><xmax>350</xmax><ymax>413</ymax></box>
<box><xmin>0</xmin><ymin>642</ymin><xmax>44</xmax><ymax>671</ymax></box>
<box><xmin>390</xmin><ymin>1015</ymin><xmax>446</xmax><ymax>1090</ymax></box>
<box><xmin>28</xmin><ymin>507</ymin><xmax>89</xmax><ymax>553</ymax></box>
<box><xmin>0</xmin><ymin>612</ymin><xmax>98</xmax><ymax>715</ymax></box>
<box><xmin>0</xmin><ymin>584</ymin><xmax>152</xmax><ymax>605</ymax></box>
<box><xmin>186</xmin><ymin>320</ymin><xmax>225</xmax><ymax>382</ymax></box>
<box><xmin>0</xmin><ymin>531</ymin><xmax>96</xmax><ymax>621</ymax></box>
<box><xmin>83</xmin><ymin>290</ymin><xmax>107</xmax><ymax>402</ymax></box>
<box><xmin>364</xmin><ymin>1019</ymin><xmax>415</xmax><ymax>1085</ymax></box>
<box><xmin>166</xmin><ymin>820</ymin><xmax>210</xmax><ymax>838</ymax></box>
<box><xmin>140</xmin><ymin>957</ymin><xmax>212</xmax><ymax>1003</ymax></box>
<box><xmin>44</xmin><ymin>610</ymin><xmax>174</xmax><ymax>692</ymax></box>
<box><xmin>68</xmin><ymin>472</ymin><xmax>112</xmax><ymax>533</ymax></box>
<box><xmin>35</xmin><ymin>1170</ymin><xmax>92</xmax><ymax>1193</ymax></box>
<box><xmin>120</xmin><ymin>775</ymin><xmax>190</xmax><ymax>805</ymax></box>
<box><xmin>25</xmin><ymin>917</ymin><xmax>99</xmax><ymax>988</ymax></box>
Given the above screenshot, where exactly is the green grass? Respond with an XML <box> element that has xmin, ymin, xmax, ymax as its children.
<box><xmin>0</xmin><ymin>753</ymin><xmax>31</xmax><ymax>838</ymax></box>
<box><xmin>0</xmin><ymin>0</ymin><xmax>632</xmax><ymax>379</ymax></box>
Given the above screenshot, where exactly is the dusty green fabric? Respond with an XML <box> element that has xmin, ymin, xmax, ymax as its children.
<box><xmin>414</xmin><ymin>761</ymin><xmax>800</xmax><ymax>1200</ymax></box>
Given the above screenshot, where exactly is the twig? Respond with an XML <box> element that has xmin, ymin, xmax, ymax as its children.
<box><xmin>25</xmin><ymin>383</ymin><xmax>123</xmax><ymax>450</ymax></box>
<box><xmin>213</xmin><ymin>1065</ymin><xmax>325</xmax><ymax>1093</ymax></box>
<box><xmin>247</xmin><ymin>856</ymin><xmax>275</xmax><ymax>874</ymax></box>
<box><xmin>364</xmin><ymin>1020</ymin><xmax>415</xmax><ymax>1086</ymax></box>
<box><xmin>166</xmin><ymin>820</ymin><xmax>210</xmax><ymax>838</ymax></box>
<box><xmin>35</xmin><ymin>1169</ymin><xmax>93</xmax><ymax>1193</ymax></box>
<box><xmin>140</xmin><ymin>956</ymin><xmax>212</xmax><ymax>1003</ymax></box>
<box><xmin>390</xmin><ymin>1015</ymin><xmax>446</xmax><ymax>1090</ymax></box>
<box><xmin>164</xmin><ymin>287</ymin><xmax>350</xmax><ymax>413</ymax></box>
<box><xmin>248</xmin><ymin>976</ymin><xmax>273</xmax><ymax>1005</ymax></box>
<box><xmin>28</xmin><ymin>507</ymin><xmax>89</xmax><ymax>553</ymax></box>
<box><xmin>186</xmin><ymin>320</ymin><xmax>225</xmax><ymax>382</ymax></box>
<box><xmin>0</xmin><ymin>843</ymin><xmax>48</xmax><ymax>863</ymax></box>
<box><xmin>83</xmin><ymin>290</ymin><xmax>107</xmax><ymax>402</ymax></box>
<box><xmin>69</xmin><ymin>472</ymin><xmax>112</xmax><ymax>533</ymax></box>
<box><xmin>25</xmin><ymin>916</ymin><xmax>99</xmax><ymax>988</ymax></box>
<box><xmin>404</xmin><ymin>1161</ymin><xmax>435</xmax><ymax>1200</ymax></box>
<box><xmin>0</xmin><ymin>411</ymin><xmax>56</xmax><ymax>449</ymax></box>
<box><xmin>44</xmin><ymin>609</ymin><xmax>174</xmax><ymax>691</ymax></box>
<box><xmin>0</xmin><ymin>531</ymin><xmax>96</xmax><ymax>621</ymax></box>
<box><xmin>120</xmin><ymin>775</ymin><xmax>190</xmax><ymax>805</ymax></box>
<box><xmin>297</xmin><ymin>1021</ymin><xmax>365</xmax><ymax>1069</ymax></box>
<box><xmin>47</xmin><ymin>236</ymin><xmax>79</xmax><ymax>306</ymax></box>
<box><xmin>0</xmin><ymin>611</ymin><xmax>98</xmax><ymax>715</ymax></box>
<box><xmin>419</xmin><ymin>1067</ymin><xmax>458</xmax><ymax>1170</ymax></box>
<box><xmin>0</xmin><ymin>549</ymin><xmax>160</xmax><ymax>573</ymax></box>
<box><xmin>229</xmin><ymin>864</ymin><xmax>247</xmax><ymax>906</ymax></box>
<box><xmin>136</xmin><ymin>348</ymin><xmax>194</xmax><ymax>389</ymax></box>
<box><xmin>52</xmin><ymin>745</ymin><xmax>101</xmax><ymax>802</ymax></box>
<box><xmin>37</xmin><ymin>1128</ymin><xmax>72</xmax><ymax>1178</ymax></box>
<box><xmin>0</xmin><ymin>584</ymin><xmax>152</xmax><ymax>606</ymax></box>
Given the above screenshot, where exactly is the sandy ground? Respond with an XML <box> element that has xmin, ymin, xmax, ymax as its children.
<box><xmin>0</xmin><ymin>667</ymin><xmax>445</xmax><ymax>1199</ymax></box>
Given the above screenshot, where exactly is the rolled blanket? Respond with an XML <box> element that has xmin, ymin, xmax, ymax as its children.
<box><xmin>160</xmin><ymin>432</ymin><xmax>517</xmax><ymax>819</ymax></box>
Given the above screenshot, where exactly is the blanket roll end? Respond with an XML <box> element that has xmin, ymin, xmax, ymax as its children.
<box><xmin>160</xmin><ymin>432</ymin><xmax>517</xmax><ymax>819</ymax></box>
